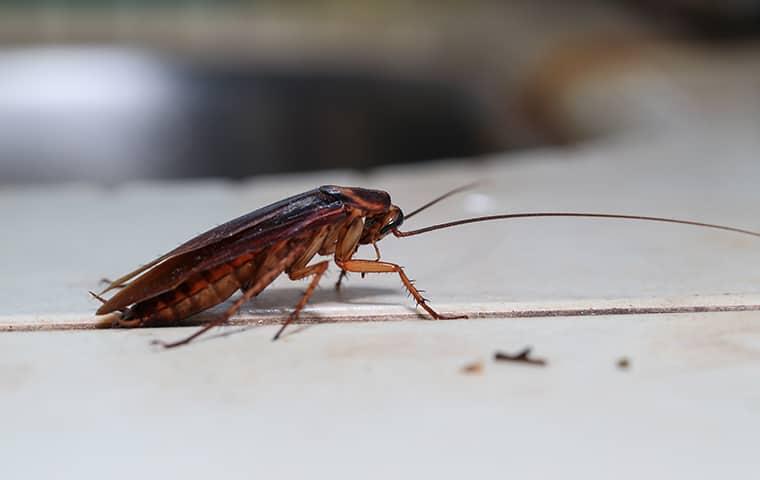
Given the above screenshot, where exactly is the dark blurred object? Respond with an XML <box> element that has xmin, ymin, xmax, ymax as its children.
<box><xmin>184</xmin><ymin>66</ymin><xmax>489</xmax><ymax>178</ymax></box>
<box><xmin>633</xmin><ymin>0</ymin><xmax>760</xmax><ymax>38</ymax></box>
<box><xmin>0</xmin><ymin>47</ymin><xmax>489</xmax><ymax>184</ymax></box>
<box><xmin>1</xmin><ymin>1</ymin><xmax>760</xmax><ymax>184</ymax></box>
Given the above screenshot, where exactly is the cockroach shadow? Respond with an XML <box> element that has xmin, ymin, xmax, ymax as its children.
<box><xmin>165</xmin><ymin>284</ymin><xmax>401</xmax><ymax>344</ymax></box>
<box><xmin>168</xmin><ymin>284</ymin><xmax>399</xmax><ymax>326</ymax></box>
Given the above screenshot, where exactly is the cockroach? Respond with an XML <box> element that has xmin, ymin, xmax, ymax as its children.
<box><xmin>93</xmin><ymin>184</ymin><xmax>760</xmax><ymax>348</ymax></box>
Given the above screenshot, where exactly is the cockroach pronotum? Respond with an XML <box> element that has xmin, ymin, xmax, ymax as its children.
<box><xmin>93</xmin><ymin>184</ymin><xmax>760</xmax><ymax>348</ymax></box>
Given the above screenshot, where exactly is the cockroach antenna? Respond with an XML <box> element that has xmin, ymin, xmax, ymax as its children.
<box><xmin>392</xmin><ymin>212</ymin><xmax>760</xmax><ymax>239</ymax></box>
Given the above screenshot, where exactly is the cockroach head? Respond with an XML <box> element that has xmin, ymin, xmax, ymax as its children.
<box><xmin>319</xmin><ymin>185</ymin><xmax>403</xmax><ymax>242</ymax></box>
<box><xmin>361</xmin><ymin>205</ymin><xmax>404</xmax><ymax>243</ymax></box>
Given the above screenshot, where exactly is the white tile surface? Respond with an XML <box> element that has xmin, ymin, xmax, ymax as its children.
<box><xmin>2</xmin><ymin>314</ymin><xmax>760</xmax><ymax>479</ymax></box>
<box><xmin>2</xmin><ymin>125</ymin><xmax>760</xmax><ymax>478</ymax></box>
<box><xmin>2</xmin><ymin>127</ymin><xmax>760</xmax><ymax>328</ymax></box>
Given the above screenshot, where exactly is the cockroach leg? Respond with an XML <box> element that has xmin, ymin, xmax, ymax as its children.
<box><xmin>92</xmin><ymin>291</ymin><xmax>142</xmax><ymax>327</ymax></box>
<box><xmin>273</xmin><ymin>261</ymin><xmax>329</xmax><ymax>341</ymax></box>
<box><xmin>99</xmin><ymin>278</ymin><xmax>127</xmax><ymax>289</ymax></box>
<box><xmin>90</xmin><ymin>291</ymin><xmax>128</xmax><ymax>322</ymax></box>
<box><xmin>335</xmin><ymin>241</ymin><xmax>360</xmax><ymax>290</ymax></box>
<box><xmin>89</xmin><ymin>290</ymin><xmax>109</xmax><ymax>305</ymax></box>
<box><xmin>335</xmin><ymin>270</ymin><xmax>349</xmax><ymax>291</ymax></box>
<box><xmin>93</xmin><ymin>312</ymin><xmax>122</xmax><ymax>328</ymax></box>
<box><xmin>155</xmin><ymin>246</ymin><xmax>305</xmax><ymax>349</ymax></box>
<box><xmin>116</xmin><ymin>316</ymin><xmax>143</xmax><ymax>328</ymax></box>
<box><xmin>336</xmin><ymin>259</ymin><xmax>466</xmax><ymax>320</ymax></box>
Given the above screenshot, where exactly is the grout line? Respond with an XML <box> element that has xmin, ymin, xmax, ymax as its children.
<box><xmin>2</xmin><ymin>301</ymin><xmax>760</xmax><ymax>332</ymax></box>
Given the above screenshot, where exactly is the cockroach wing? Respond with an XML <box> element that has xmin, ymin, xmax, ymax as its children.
<box><xmin>97</xmin><ymin>188</ymin><xmax>347</xmax><ymax>314</ymax></box>
<box><xmin>101</xmin><ymin>188</ymin><xmax>333</xmax><ymax>291</ymax></box>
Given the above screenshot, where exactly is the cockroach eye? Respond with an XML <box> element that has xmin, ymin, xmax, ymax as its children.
<box><xmin>380</xmin><ymin>210</ymin><xmax>404</xmax><ymax>234</ymax></box>
<box><xmin>394</xmin><ymin>210</ymin><xmax>404</xmax><ymax>228</ymax></box>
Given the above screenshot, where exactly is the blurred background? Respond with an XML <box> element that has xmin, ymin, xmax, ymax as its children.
<box><xmin>0</xmin><ymin>0</ymin><xmax>759</xmax><ymax>184</ymax></box>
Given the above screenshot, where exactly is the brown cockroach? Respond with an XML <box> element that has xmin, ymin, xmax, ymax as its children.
<box><xmin>93</xmin><ymin>184</ymin><xmax>760</xmax><ymax>348</ymax></box>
